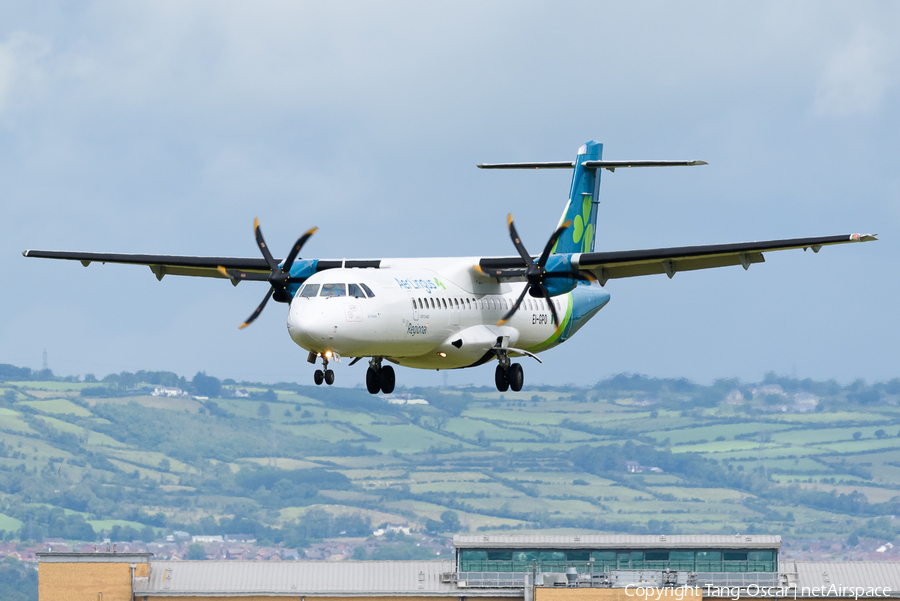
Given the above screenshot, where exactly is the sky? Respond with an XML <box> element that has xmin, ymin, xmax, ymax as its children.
<box><xmin>0</xmin><ymin>1</ymin><xmax>897</xmax><ymax>389</ymax></box>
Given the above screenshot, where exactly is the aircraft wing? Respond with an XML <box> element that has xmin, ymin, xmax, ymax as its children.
<box><xmin>575</xmin><ymin>233</ymin><xmax>877</xmax><ymax>284</ymax></box>
<box><xmin>479</xmin><ymin>233</ymin><xmax>877</xmax><ymax>286</ymax></box>
<box><xmin>21</xmin><ymin>250</ymin><xmax>273</xmax><ymax>281</ymax></box>
<box><xmin>21</xmin><ymin>249</ymin><xmax>380</xmax><ymax>282</ymax></box>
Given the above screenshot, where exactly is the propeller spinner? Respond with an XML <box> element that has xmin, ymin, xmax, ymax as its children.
<box><xmin>478</xmin><ymin>214</ymin><xmax>594</xmax><ymax>331</ymax></box>
<box><xmin>218</xmin><ymin>218</ymin><xmax>318</xmax><ymax>329</ymax></box>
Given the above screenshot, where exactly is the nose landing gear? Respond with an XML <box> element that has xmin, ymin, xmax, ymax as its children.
<box><xmin>310</xmin><ymin>351</ymin><xmax>335</xmax><ymax>386</ymax></box>
<box><xmin>366</xmin><ymin>358</ymin><xmax>395</xmax><ymax>394</ymax></box>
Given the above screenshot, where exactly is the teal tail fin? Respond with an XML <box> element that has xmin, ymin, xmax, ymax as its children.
<box><xmin>554</xmin><ymin>141</ymin><xmax>602</xmax><ymax>254</ymax></box>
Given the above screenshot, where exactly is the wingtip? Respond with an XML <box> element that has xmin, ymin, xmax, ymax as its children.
<box><xmin>216</xmin><ymin>265</ymin><xmax>229</xmax><ymax>278</ymax></box>
<box><xmin>238</xmin><ymin>322</ymin><xmax>250</xmax><ymax>330</ymax></box>
<box><xmin>561</xmin><ymin>220</ymin><xmax>573</xmax><ymax>229</ymax></box>
<box><xmin>496</xmin><ymin>319</ymin><xmax>507</xmax><ymax>326</ymax></box>
<box><xmin>307</xmin><ymin>226</ymin><xmax>319</xmax><ymax>236</ymax></box>
<box><xmin>693</xmin><ymin>160</ymin><xmax>709</xmax><ymax>166</ymax></box>
<box><xmin>473</xmin><ymin>265</ymin><xmax>485</xmax><ymax>275</ymax></box>
<box><xmin>507</xmin><ymin>213</ymin><xmax>514</xmax><ymax>227</ymax></box>
<box><xmin>22</xmin><ymin>250</ymin><xmax>28</xmax><ymax>257</ymax></box>
<box><xmin>253</xmin><ymin>217</ymin><xmax>260</xmax><ymax>230</ymax></box>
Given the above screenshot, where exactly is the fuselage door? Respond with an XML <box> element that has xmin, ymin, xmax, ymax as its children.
<box><xmin>408</xmin><ymin>292</ymin><xmax>419</xmax><ymax>321</ymax></box>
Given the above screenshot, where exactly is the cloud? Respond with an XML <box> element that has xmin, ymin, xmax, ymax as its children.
<box><xmin>0</xmin><ymin>32</ymin><xmax>52</xmax><ymax>116</ymax></box>
<box><xmin>813</xmin><ymin>26</ymin><xmax>896</xmax><ymax>117</ymax></box>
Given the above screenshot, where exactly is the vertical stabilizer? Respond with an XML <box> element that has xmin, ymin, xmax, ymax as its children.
<box><xmin>554</xmin><ymin>141</ymin><xmax>602</xmax><ymax>254</ymax></box>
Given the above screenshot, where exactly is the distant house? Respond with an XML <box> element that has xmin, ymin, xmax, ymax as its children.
<box><xmin>167</xmin><ymin>531</ymin><xmax>190</xmax><ymax>542</ymax></box>
<box><xmin>373</xmin><ymin>523</ymin><xmax>411</xmax><ymax>536</ymax></box>
<box><xmin>625</xmin><ymin>461</ymin><xmax>663</xmax><ymax>474</ymax></box>
<box><xmin>383</xmin><ymin>394</ymin><xmax>429</xmax><ymax>405</ymax></box>
<box><xmin>224</xmin><ymin>534</ymin><xmax>257</xmax><ymax>543</ymax></box>
<box><xmin>191</xmin><ymin>535</ymin><xmax>223</xmax><ymax>543</ymax></box>
<box><xmin>152</xmin><ymin>387</ymin><xmax>188</xmax><ymax>398</ymax></box>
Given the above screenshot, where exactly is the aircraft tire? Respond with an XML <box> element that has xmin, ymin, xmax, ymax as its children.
<box><xmin>509</xmin><ymin>363</ymin><xmax>524</xmax><ymax>392</ymax></box>
<box><xmin>379</xmin><ymin>365</ymin><xmax>395</xmax><ymax>394</ymax></box>
<box><xmin>314</xmin><ymin>370</ymin><xmax>324</xmax><ymax>385</ymax></box>
<box><xmin>495</xmin><ymin>364</ymin><xmax>509</xmax><ymax>392</ymax></box>
<box><xmin>366</xmin><ymin>367</ymin><xmax>380</xmax><ymax>394</ymax></box>
<box><xmin>324</xmin><ymin>369</ymin><xmax>335</xmax><ymax>386</ymax></box>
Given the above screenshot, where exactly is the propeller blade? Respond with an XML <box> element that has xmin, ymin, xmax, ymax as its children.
<box><xmin>507</xmin><ymin>213</ymin><xmax>533</xmax><ymax>266</ymax></box>
<box><xmin>238</xmin><ymin>287</ymin><xmax>274</xmax><ymax>330</ymax></box>
<box><xmin>254</xmin><ymin>218</ymin><xmax>278</xmax><ymax>270</ymax></box>
<box><xmin>538</xmin><ymin>284</ymin><xmax>561</xmax><ymax>332</ymax></box>
<box><xmin>497</xmin><ymin>285</ymin><xmax>532</xmax><ymax>326</ymax></box>
<box><xmin>537</xmin><ymin>220</ymin><xmax>572</xmax><ymax>267</ymax></box>
<box><xmin>282</xmin><ymin>227</ymin><xmax>319</xmax><ymax>272</ymax></box>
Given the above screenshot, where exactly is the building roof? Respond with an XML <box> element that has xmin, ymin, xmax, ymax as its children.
<box><xmin>453</xmin><ymin>534</ymin><xmax>782</xmax><ymax>550</ymax></box>
<box><xmin>37</xmin><ymin>552</ymin><xmax>152</xmax><ymax>563</ymax></box>
<box><xmin>792</xmin><ymin>562</ymin><xmax>900</xmax><ymax>594</ymax></box>
<box><xmin>133</xmin><ymin>560</ymin><xmax>518</xmax><ymax>597</ymax></box>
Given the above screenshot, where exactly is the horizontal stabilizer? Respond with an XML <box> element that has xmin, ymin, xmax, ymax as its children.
<box><xmin>478</xmin><ymin>160</ymin><xmax>707</xmax><ymax>172</ymax></box>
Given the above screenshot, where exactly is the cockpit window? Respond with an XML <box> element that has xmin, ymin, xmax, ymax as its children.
<box><xmin>299</xmin><ymin>284</ymin><xmax>319</xmax><ymax>298</ymax></box>
<box><xmin>360</xmin><ymin>283</ymin><xmax>375</xmax><ymax>297</ymax></box>
<box><xmin>348</xmin><ymin>284</ymin><xmax>365</xmax><ymax>298</ymax></box>
<box><xmin>320</xmin><ymin>283</ymin><xmax>346</xmax><ymax>297</ymax></box>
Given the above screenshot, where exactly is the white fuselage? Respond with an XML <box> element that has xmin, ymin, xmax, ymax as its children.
<box><xmin>286</xmin><ymin>257</ymin><xmax>610</xmax><ymax>370</ymax></box>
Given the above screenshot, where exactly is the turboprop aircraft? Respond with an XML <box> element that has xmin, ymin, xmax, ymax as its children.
<box><xmin>23</xmin><ymin>141</ymin><xmax>876</xmax><ymax>394</ymax></box>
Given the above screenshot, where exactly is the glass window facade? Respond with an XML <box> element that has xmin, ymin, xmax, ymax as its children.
<box><xmin>458</xmin><ymin>548</ymin><xmax>776</xmax><ymax>573</ymax></box>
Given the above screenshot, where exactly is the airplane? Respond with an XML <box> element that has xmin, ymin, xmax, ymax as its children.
<box><xmin>23</xmin><ymin>141</ymin><xmax>876</xmax><ymax>394</ymax></box>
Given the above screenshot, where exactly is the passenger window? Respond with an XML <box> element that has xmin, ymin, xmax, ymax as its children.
<box><xmin>360</xmin><ymin>283</ymin><xmax>375</xmax><ymax>297</ymax></box>
<box><xmin>466</xmin><ymin>299</ymin><xmax>471</xmax><ymax>309</ymax></box>
<box><xmin>429</xmin><ymin>298</ymin><xmax>435</xmax><ymax>309</ymax></box>
<box><xmin>454</xmin><ymin>298</ymin><xmax>459</xmax><ymax>308</ymax></box>
<box><xmin>320</xmin><ymin>283</ymin><xmax>346</xmax><ymax>297</ymax></box>
<box><xmin>348</xmin><ymin>284</ymin><xmax>365</xmax><ymax>298</ymax></box>
<box><xmin>442</xmin><ymin>298</ymin><xmax>447</xmax><ymax>309</ymax></box>
<box><xmin>299</xmin><ymin>284</ymin><xmax>319</xmax><ymax>298</ymax></box>
<box><xmin>411</xmin><ymin>300</ymin><xmax>416</xmax><ymax>310</ymax></box>
<box><xmin>418</xmin><ymin>299</ymin><xmax>424</xmax><ymax>309</ymax></box>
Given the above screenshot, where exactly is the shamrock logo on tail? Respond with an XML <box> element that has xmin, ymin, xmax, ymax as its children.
<box><xmin>571</xmin><ymin>194</ymin><xmax>594</xmax><ymax>253</ymax></box>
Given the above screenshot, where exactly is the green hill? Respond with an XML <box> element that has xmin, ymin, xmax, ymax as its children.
<box><xmin>2</xmin><ymin>367</ymin><xmax>900</xmax><ymax>545</ymax></box>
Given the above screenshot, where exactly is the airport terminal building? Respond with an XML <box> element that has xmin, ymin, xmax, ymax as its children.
<box><xmin>38</xmin><ymin>534</ymin><xmax>900</xmax><ymax>601</ymax></box>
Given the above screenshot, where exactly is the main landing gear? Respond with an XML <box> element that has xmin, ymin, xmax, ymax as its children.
<box><xmin>366</xmin><ymin>358</ymin><xmax>395</xmax><ymax>395</ymax></box>
<box><xmin>495</xmin><ymin>362</ymin><xmax>524</xmax><ymax>392</ymax></box>
<box><xmin>493</xmin><ymin>345</ymin><xmax>524</xmax><ymax>392</ymax></box>
<box><xmin>309</xmin><ymin>351</ymin><xmax>335</xmax><ymax>386</ymax></box>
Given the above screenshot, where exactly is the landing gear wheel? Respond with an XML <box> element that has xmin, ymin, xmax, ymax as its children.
<box><xmin>508</xmin><ymin>363</ymin><xmax>524</xmax><ymax>392</ymax></box>
<box><xmin>379</xmin><ymin>365</ymin><xmax>395</xmax><ymax>394</ymax></box>
<box><xmin>495</xmin><ymin>364</ymin><xmax>509</xmax><ymax>392</ymax></box>
<box><xmin>324</xmin><ymin>369</ymin><xmax>335</xmax><ymax>386</ymax></box>
<box><xmin>366</xmin><ymin>367</ymin><xmax>380</xmax><ymax>394</ymax></box>
<box><xmin>313</xmin><ymin>370</ymin><xmax>324</xmax><ymax>385</ymax></box>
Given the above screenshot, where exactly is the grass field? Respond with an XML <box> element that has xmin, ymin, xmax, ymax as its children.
<box><xmin>3</xmin><ymin>374</ymin><xmax>900</xmax><ymax>543</ymax></box>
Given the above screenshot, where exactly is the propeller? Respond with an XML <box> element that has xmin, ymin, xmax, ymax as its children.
<box><xmin>477</xmin><ymin>213</ymin><xmax>595</xmax><ymax>330</ymax></box>
<box><xmin>223</xmin><ymin>218</ymin><xmax>318</xmax><ymax>329</ymax></box>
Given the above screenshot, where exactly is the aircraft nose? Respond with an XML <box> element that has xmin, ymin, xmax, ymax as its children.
<box><xmin>288</xmin><ymin>301</ymin><xmax>337</xmax><ymax>348</ymax></box>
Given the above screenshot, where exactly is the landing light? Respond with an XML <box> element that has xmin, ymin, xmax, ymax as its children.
<box><xmin>437</xmin><ymin>352</ymin><xmax>447</xmax><ymax>358</ymax></box>
<box><xmin>324</xmin><ymin>350</ymin><xmax>333</xmax><ymax>358</ymax></box>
